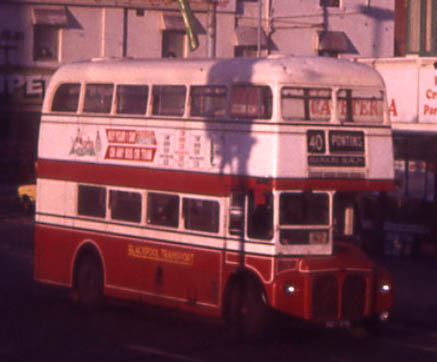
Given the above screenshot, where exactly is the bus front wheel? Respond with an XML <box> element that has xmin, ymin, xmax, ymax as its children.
<box><xmin>73</xmin><ymin>254</ymin><xmax>103</xmax><ymax>310</ymax></box>
<box><xmin>226</xmin><ymin>279</ymin><xmax>270</xmax><ymax>341</ymax></box>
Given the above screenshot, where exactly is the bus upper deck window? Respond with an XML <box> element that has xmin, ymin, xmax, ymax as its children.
<box><xmin>190</xmin><ymin>86</ymin><xmax>227</xmax><ymax>117</ymax></box>
<box><xmin>116</xmin><ymin>85</ymin><xmax>149</xmax><ymax>115</ymax></box>
<box><xmin>230</xmin><ymin>85</ymin><xmax>272</xmax><ymax>120</ymax></box>
<box><xmin>281</xmin><ymin>87</ymin><xmax>331</xmax><ymax>122</ymax></box>
<box><xmin>152</xmin><ymin>85</ymin><xmax>186</xmax><ymax>116</ymax></box>
<box><xmin>338</xmin><ymin>89</ymin><xmax>384</xmax><ymax>123</ymax></box>
<box><xmin>51</xmin><ymin>83</ymin><xmax>80</xmax><ymax>112</ymax></box>
<box><xmin>83</xmin><ymin>83</ymin><xmax>114</xmax><ymax>114</ymax></box>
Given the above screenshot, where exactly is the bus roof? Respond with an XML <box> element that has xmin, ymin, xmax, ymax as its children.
<box><xmin>47</xmin><ymin>56</ymin><xmax>385</xmax><ymax>90</ymax></box>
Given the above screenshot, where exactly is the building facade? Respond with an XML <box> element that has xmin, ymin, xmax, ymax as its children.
<box><xmin>0</xmin><ymin>0</ymin><xmax>395</xmax><ymax>184</ymax></box>
<box><xmin>354</xmin><ymin>0</ymin><xmax>437</xmax><ymax>257</ymax></box>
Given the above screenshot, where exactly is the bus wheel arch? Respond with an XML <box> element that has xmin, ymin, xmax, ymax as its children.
<box><xmin>223</xmin><ymin>269</ymin><xmax>271</xmax><ymax>341</ymax></box>
<box><xmin>72</xmin><ymin>242</ymin><xmax>105</xmax><ymax>309</ymax></box>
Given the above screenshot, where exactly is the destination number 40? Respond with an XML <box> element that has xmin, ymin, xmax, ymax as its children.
<box><xmin>307</xmin><ymin>130</ymin><xmax>326</xmax><ymax>154</ymax></box>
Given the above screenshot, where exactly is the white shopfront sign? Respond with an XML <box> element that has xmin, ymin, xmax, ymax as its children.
<box><xmin>360</xmin><ymin>57</ymin><xmax>437</xmax><ymax>126</ymax></box>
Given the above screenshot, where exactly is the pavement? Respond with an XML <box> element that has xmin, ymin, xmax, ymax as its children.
<box><xmin>0</xmin><ymin>185</ymin><xmax>436</xmax><ymax>330</ymax></box>
<box><xmin>0</xmin><ymin>185</ymin><xmax>24</xmax><ymax>217</ymax></box>
<box><xmin>380</xmin><ymin>256</ymin><xmax>437</xmax><ymax>330</ymax></box>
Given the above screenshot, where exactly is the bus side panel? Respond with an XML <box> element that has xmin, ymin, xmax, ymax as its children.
<box><xmin>104</xmin><ymin>236</ymin><xmax>224</xmax><ymax>310</ymax></box>
<box><xmin>34</xmin><ymin>223</ymin><xmax>78</xmax><ymax>287</ymax></box>
<box><xmin>35</xmin><ymin>221</ymin><xmax>224</xmax><ymax>313</ymax></box>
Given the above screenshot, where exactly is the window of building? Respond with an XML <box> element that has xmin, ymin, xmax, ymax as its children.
<box><xmin>152</xmin><ymin>85</ymin><xmax>186</xmax><ymax>116</ymax></box>
<box><xmin>116</xmin><ymin>85</ymin><xmax>148</xmax><ymax>115</ymax></box>
<box><xmin>230</xmin><ymin>85</ymin><xmax>272</xmax><ymax>119</ymax></box>
<box><xmin>32</xmin><ymin>8</ymin><xmax>67</xmax><ymax>61</ymax></box>
<box><xmin>147</xmin><ymin>192</ymin><xmax>179</xmax><ymax>227</ymax></box>
<box><xmin>183</xmin><ymin>198</ymin><xmax>219</xmax><ymax>233</ymax></box>
<box><xmin>234</xmin><ymin>45</ymin><xmax>258</xmax><ymax>57</ymax></box>
<box><xmin>320</xmin><ymin>0</ymin><xmax>340</xmax><ymax>7</ymax></box>
<box><xmin>33</xmin><ymin>25</ymin><xmax>59</xmax><ymax>61</ymax></box>
<box><xmin>83</xmin><ymin>84</ymin><xmax>114</xmax><ymax>114</ymax></box>
<box><xmin>52</xmin><ymin>83</ymin><xmax>80</xmax><ymax>112</ymax></box>
<box><xmin>190</xmin><ymin>86</ymin><xmax>227</xmax><ymax>117</ymax></box>
<box><xmin>234</xmin><ymin>27</ymin><xmax>268</xmax><ymax>57</ymax></box>
<box><xmin>281</xmin><ymin>87</ymin><xmax>331</xmax><ymax>122</ymax></box>
<box><xmin>78</xmin><ymin>185</ymin><xmax>106</xmax><ymax>218</ymax></box>
<box><xmin>110</xmin><ymin>190</ymin><xmax>142</xmax><ymax>223</ymax></box>
<box><xmin>162</xmin><ymin>30</ymin><xmax>185</xmax><ymax>58</ymax></box>
<box><xmin>407</xmin><ymin>0</ymin><xmax>437</xmax><ymax>55</ymax></box>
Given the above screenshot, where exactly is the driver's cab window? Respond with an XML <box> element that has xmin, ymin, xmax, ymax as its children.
<box><xmin>247</xmin><ymin>191</ymin><xmax>273</xmax><ymax>240</ymax></box>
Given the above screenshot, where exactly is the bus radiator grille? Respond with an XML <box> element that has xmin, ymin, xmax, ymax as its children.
<box><xmin>341</xmin><ymin>274</ymin><xmax>366</xmax><ymax>320</ymax></box>
<box><xmin>311</xmin><ymin>274</ymin><xmax>338</xmax><ymax>320</ymax></box>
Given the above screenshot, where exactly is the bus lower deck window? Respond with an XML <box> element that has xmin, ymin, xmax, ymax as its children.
<box><xmin>147</xmin><ymin>193</ymin><xmax>179</xmax><ymax>227</ymax></box>
<box><xmin>110</xmin><ymin>190</ymin><xmax>142</xmax><ymax>223</ymax></box>
<box><xmin>183</xmin><ymin>198</ymin><xmax>219</xmax><ymax>233</ymax></box>
<box><xmin>77</xmin><ymin>185</ymin><xmax>106</xmax><ymax>218</ymax></box>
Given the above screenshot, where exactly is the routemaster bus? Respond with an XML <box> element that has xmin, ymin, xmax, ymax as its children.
<box><xmin>34</xmin><ymin>55</ymin><xmax>394</xmax><ymax>339</ymax></box>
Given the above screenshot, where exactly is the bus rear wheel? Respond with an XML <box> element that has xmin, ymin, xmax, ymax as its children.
<box><xmin>74</xmin><ymin>254</ymin><xmax>103</xmax><ymax>310</ymax></box>
<box><xmin>226</xmin><ymin>279</ymin><xmax>270</xmax><ymax>342</ymax></box>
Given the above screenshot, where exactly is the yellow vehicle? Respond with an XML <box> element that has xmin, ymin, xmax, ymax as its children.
<box><xmin>17</xmin><ymin>184</ymin><xmax>36</xmax><ymax>213</ymax></box>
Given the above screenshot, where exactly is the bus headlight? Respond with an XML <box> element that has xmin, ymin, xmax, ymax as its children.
<box><xmin>379</xmin><ymin>282</ymin><xmax>391</xmax><ymax>294</ymax></box>
<box><xmin>284</xmin><ymin>283</ymin><xmax>297</xmax><ymax>295</ymax></box>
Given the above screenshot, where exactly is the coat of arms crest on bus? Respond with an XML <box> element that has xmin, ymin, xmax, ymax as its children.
<box><xmin>70</xmin><ymin>128</ymin><xmax>102</xmax><ymax>157</ymax></box>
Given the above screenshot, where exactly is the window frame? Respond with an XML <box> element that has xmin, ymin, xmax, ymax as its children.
<box><xmin>51</xmin><ymin>83</ymin><xmax>81</xmax><ymax>113</ymax></box>
<box><xmin>230</xmin><ymin>84</ymin><xmax>272</xmax><ymax>120</ymax></box>
<box><xmin>190</xmin><ymin>85</ymin><xmax>227</xmax><ymax>118</ymax></box>
<box><xmin>33</xmin><ymin>24</ymin><xmax>59</xmax><ymax>62</ymax></box>
<box><xmin>182</xmin><ymin>197</ymin><xmax>220</xmax><ymax>233</ymax></box>
<box><xmin>281</xmin><ymin>87</ymin><xmax>332</xmax><ymax>122</ymax></box>
<box><xmin>146</xmin><ymin>192</ymin><xmax>180</xmax><ymax>228</ymax></box>
<box><xmin>115</xmin><ymin>84</ymin><xmax>149</xmax><ymax>115</ymax></box>
<box><xmin>152</xmin><ymin>85</ymin><xmax>187</xmax><ymax>117</ymax></box>
<box><xmin>278</xmin><ymin>191</ymin><xmax>331</xmax><ymax>247</ymax></box>
<box><xmin>162</xmin><ymin>30</ymin><xmax>186</xmax><ymax>58</ymax></box>
<box><xmin>337</xmin><ymin>88</ymin><xmax>384</xmax><ymax>124</ymax></box>
<box><xmin>109</xmin><ymin>189</ymin><xmax>142</xmax><ymax>223</ymax></box>
<box><xmin>77</xmin><ymin>184</ymin><xmax>107</xmax><ymax>219</ymax></box>
<box><xmin>83</xmin><ymin>83</ymin><xmax>114</xmax><ymax>114</ymax></box>
<box><xmin>320</xmin><ymin>0</ymin><xmax>340</xmax><ymax>7</ymax></box>
<box><xmin>406</xmin><ymin>0</ymin><xmax>437</xmax><ymax>55</ymax></box>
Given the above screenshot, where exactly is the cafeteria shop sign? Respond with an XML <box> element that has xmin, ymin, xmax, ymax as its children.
<box><xmin>0</xmin><ymin>71</ymin><xmax>52</xmax><ymax>102</ymax></box>
<box><xmin>419</xmin><ymin>70</ymin><xmax>437</xmax><ymax>122</ymax></box>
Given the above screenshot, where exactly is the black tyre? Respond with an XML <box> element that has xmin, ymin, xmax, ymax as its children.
<box><xmin>74</xmin><ymin>254</ymin><xmax>103</xmax><ymax>309</ymax></box>
<box><xmin>21</xmin><ymin>196</ymin><xmax>34</xmax><ymax>214</ymax></box>
<box><xmin>226</xmin><ymin>278</ymin><xmax>270</xmax><ymax>342</ymax></box>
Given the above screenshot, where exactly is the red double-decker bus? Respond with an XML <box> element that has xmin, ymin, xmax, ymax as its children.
<box><xmin>34</xmin><ymin>56</ymin><xmax>394</xmax><ymax>339</ymax></box>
